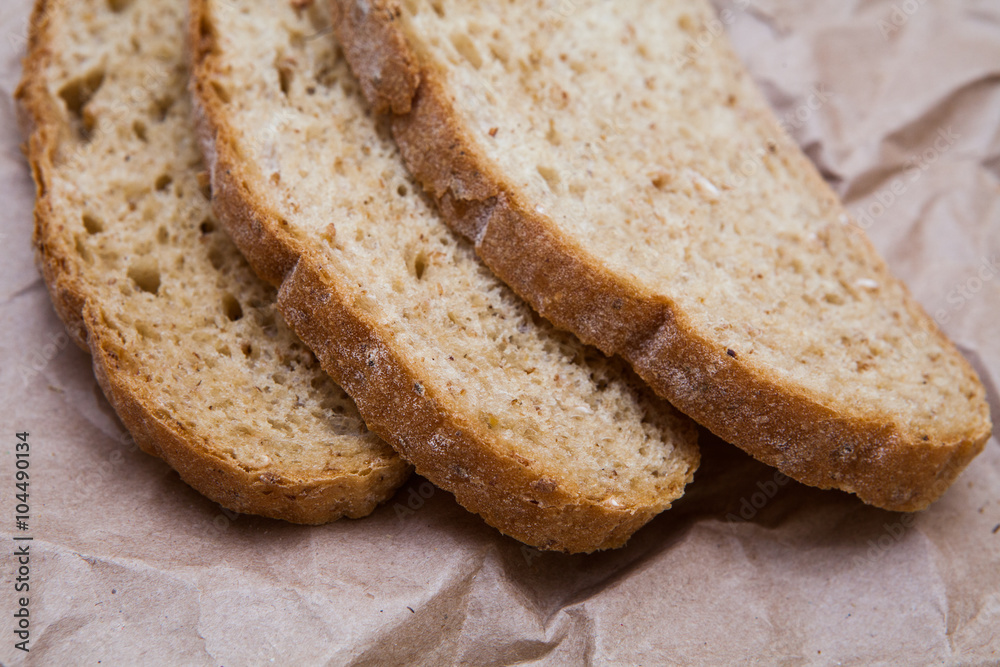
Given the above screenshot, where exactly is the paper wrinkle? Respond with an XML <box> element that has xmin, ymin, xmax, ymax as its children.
<box><xmin>344</xmin><ymin>551</ymin><xmax>484</xmax><ymax>665</ymax></box>
<box><xmin>2</xmin><ymin>275</ymin><xmax>44</xmax><ymax>304</ymax></box>
<box><xmin>882</xmin><ymin>74</ymin><xmax>1000</xmax><ymax>157</ymax></box>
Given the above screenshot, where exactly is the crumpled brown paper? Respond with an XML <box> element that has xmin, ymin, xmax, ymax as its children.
<box><xmin>1</xmin><ymin>0</ymin><xmax>997</xmax><ymax>664</ymax></box>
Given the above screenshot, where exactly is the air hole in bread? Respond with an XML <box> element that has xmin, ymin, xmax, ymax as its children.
<box><xmin>155</xmin><ymin>95</ymin><xmax>175</xmax><ymax>120</ymax></box>
<box><xmin>276</xmin><ymin>59</ymin><xmax>293</xmax><ymax>96</ymax></box>
<box><xmin>397</xmin><ymin>184</ymin><xmax>408</xmax><ymax>197</ymax></box>
<box><xmin>489</xmin><ymin>39</ymin><xmax>511</xmax><ymax>66</ymax></box>
<box><xmin>155</xmin><ymin>174</ymin><xmax>173</xmax><ymax>191</ymax></box>
<box><xmin>156</xmin><ymin>226</ymin><xmax>169</xmax><ymax>244</ymax></box>
<box><xmin>413</xmin><ymin>251</ymin><xmax>428</xmax><ymax>280</ymax></box>
<box><xmin>108</xmin><ymin>0</ymin><xmax>133</xmax><ymax>12</ymax></box>
<box><xmin>198</xmin><ymin>13</ymin><xmax>214</xmax><ymax>42</ymax></box>
<box><xmin>133</xmin><ymin>120</ymin><xmax>147</xmax><ymax>141</ymax></box>
<box><xmin>135</xmin><ymin>321</ymin><xmax>160</xmax><ymax>341</ymax></box>
<box><xmin>259</xmin><ymin>312</ymin><xmax>277</xmax><ymax>337</ymax></box>
<box><xmin>431</xmin><ymin>1</ymin><xmax>445</xmax><ymax>18</ymax></box>
<box><xmin>82</xmin><ymin>213</ymin><xmax>104</xmax><ymax>234</ymax></box>
<box><xmin>241</xmin><ymin>342</ymin><xmax>253</xmax><ymax>358</ymax></box>
<box><xmin>651</xmin><ymin>172</ymin><xmax>673</xmax><ymax>190</ymax></box>
<box><xmin>314</xmin><ymin>62</ymin><xmax>338</xmax><ymax>88</ymax></box>
<box><xmin>268</xmin><ymin>418</ymin><xmax>293</xmax><ymax>434</ymax></box>
<box><xmin>58</xmin><ymin>68</ymin><xmax>105</xmax><ymax>140</ymax></box>
<box><xmin>211</xmin><ymin>81</ymin><xmax>231</xmax><ymax>104</ymax></box>
<box><xmin>197</xmin><ymin>173</ymin><xmax>212</xmax><ymax>200</ymax></box>
<box><xmin>450</xmin><ymin>33</ymin><xmax>482</xmax><ymax>69</ymax></box>
<box><xmin>305</xmin><ymin>1</ymin><xmax>329</xmax><ymax>34</ymax></box>
<box><xmin>208</xmin><ymin>246</ymin><xmax>225</xmax><ymax>270</ymax></box>
<box><xmin>199</xmin><ymin>219</ymin><xmax>215</xmax><ymax>234</ymax></box>
<box><xmin>128</xmin><ymin>260</ymin><xmax>161</xmax><ymax>294</ymax></box>
<box><xmin>222</xmin><ymin>293</ymin><xmax>243</xmax><ymax>321</ymax></box>
<box><xmin>537</xmin><ymin>165</ymin><xmax>561</xmax><ymax>192</ymax></box>
<box><xmin>545</xmin><ymin>119</ymin><xmax>561</xmax><ymax>146</ymax></box>
<box><xmin>74</xmin><ymin>236</ymin><xmax>93</xmax><ymax>263</ymax></box>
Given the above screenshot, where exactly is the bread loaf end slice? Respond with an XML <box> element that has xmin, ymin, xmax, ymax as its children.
<box><xmin>16</xmin><ymin>0</ymin><xmax>410</xmax><ymax>523</ymax></box>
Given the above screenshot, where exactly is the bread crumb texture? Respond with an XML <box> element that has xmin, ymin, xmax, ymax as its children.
<box><xmin>193</xmin><ymin>0</ymin><xmax>699</xmax><ymax>549</ymax></box>
<box><xmin>19</xmin><ymin>0</ymin><xmax>409</xmax><ymax>522</ymax></box>
<box><xmin>400</xmin><ymin>0</ymin><xmax>986</xmax><ymax>438</ymax></box>
<box><xmin>338</xmin><ymin>0</ymin><xmax>990</xmax><ymax>509</ymax></box>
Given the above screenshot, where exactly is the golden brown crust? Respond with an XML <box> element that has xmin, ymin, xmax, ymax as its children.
<box><xmin>15</xmin><ymin>0</ymin><xmax>409</xmax><ymax>525</ymax></box>
<box><xmin>189</xmin><ymin>0</ymin><xmax>695</xmax><ymax>552</ymax></box>
<box><xmin>331</xmin><ymin>0</ymin><xmax>991</xmax><ymax>511</ymax></box>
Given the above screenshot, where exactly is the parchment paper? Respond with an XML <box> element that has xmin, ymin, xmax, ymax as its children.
<box><xmin>1</xmin><ymin>1</ymin><xmax>998</xmax><ymax>664</ymax></box>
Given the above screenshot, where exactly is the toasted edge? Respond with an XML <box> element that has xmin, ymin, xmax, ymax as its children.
<box><xmin>189</xmin><ymin>0</ymin><xmax>698</xmax><ymax>552</ymax></box>
<box><xmin>14</xmin><ymin>0</ymin><xmax>410</xmax><ymax>524</ymax></box>
<box><xmin>330</xmin><ymin>0</ymin><xmax>991</xmax><ymax>511</ymax></box>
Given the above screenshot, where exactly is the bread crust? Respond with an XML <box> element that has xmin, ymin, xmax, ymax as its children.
<box><xmin>331</xmin><ymin>0</ymin><xmax>991</xmax><ymax>511</ymax></box>
<box><xmin>189</xmin><ymin>0</ymin><xmax>697</xmax><ymax>552</ymax></box>
<box><xmin>15</xmin><ymin>0</ymin><xmax>410</xmax><ymax>525</ymax></box>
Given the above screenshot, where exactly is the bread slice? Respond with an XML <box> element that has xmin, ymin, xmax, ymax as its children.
<box><xmin>189</xmin><ymin>0</ymin><xmax>699</xmax><ymax>552</ymax></box>
<box><xmin>15</xmin><ymin>0</ymin><xmax>410</xmax><ymax>523</ymax></box>
<box><xmin>331</xmin><ymin>0</ymin><xmax>992</xmax><ymax>511</ymax></box>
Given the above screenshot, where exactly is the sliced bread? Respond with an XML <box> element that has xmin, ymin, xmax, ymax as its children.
<box><xmin>331</xmin><ymin>0</ymin><xmax>992</xmax><ymax>511</ymax></box>
<box><xmin>189</xmin><ymin>0</ymin><xmax>699</xmax><ymax>552</ymax></box>
<box><xmin>16</xmin><ymin>0</ymin><xmax>410</xmax><ymax>523</ymax></box>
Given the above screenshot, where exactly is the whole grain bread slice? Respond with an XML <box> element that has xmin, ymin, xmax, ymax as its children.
<box><xmin>189</xmin><ymin>0</ymin><xmax>699</xmax><ymax>552</ymax></box>
<box><xmin>15</xmin><ymin>0</ymin><xmax>410</xmax><ymax>523</ymax></box>
<box><xmin>331</xmin><ymin>0</ymin><xmax>992</xmax><ymax>511</ymax></box>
